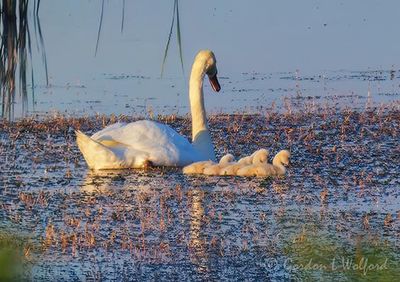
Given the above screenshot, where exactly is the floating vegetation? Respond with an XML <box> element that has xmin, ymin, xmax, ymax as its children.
<box><xmin>0</xmin><ymin>102</ymin><xmax>399</xmax><ymax>280</ymax></box>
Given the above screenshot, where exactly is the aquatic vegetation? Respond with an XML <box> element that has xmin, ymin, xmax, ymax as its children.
<box><xmin>284</xmin><ymin>230</ymin><xmax>400</xmax><ymax>281</ymax></box>
<box><xmin>0</xmin><ymin>103</ymin><xmax>399</xmax><ymax>280</ymax></box>
<box><xmin>0</xmin><ymin>232</ymin><xmax>36</xmax><ymax>280</ymax></box>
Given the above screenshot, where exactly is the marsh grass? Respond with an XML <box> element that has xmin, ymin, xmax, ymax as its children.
<box><xmin>0</xmin><ymin>0</ymin><xmax>48</xmax><ymax>120</ymax></box>
<box><xmin>0</xmin><ymin>102</ymin><xmax>399</xmax><ymax>279</ymax></box>
<box><xmin>285</xmin><ymin>231</ymin><xmax>400</xmax><ymax>281</ymax></box>
<box><xmin>0</xmin><ymin>231</ymin><xmax>35</xmax><ymax>280</ymax></box>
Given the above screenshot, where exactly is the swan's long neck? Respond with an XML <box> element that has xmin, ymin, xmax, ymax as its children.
<box><xmin>189</xmin><ymin>61</ymin><xmax>216</xmax><ymax>161</ymax></box>
<box><xmin>190</xmin><ymin>64</ymin><xmax>207</xmax><ymax>137</ymax></box>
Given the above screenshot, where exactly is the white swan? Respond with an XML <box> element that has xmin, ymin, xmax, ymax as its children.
<box><xmin>203</xmin><ymin>153</ymin><xmax>235</xmax><ymax>175</ymax></box>
<box><xmin>76</xmin><ymin>50</ymin><xmax>221</xmax><ymax>170</ymax></box>
<box><xmin>219</xmin><ymin>149</ymin><xmax>269</xmax><ymax>176</ymax></box>
<box><xmin>236</xmin><ymin>150</ymin><xmax>290</xmax><ymax>177</ymax></box>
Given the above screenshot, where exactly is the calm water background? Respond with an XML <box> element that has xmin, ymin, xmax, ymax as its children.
<box><xmin>18</xmin><ymin>0</ymin><xmax>400</xmax><ymax>117</ymax></box>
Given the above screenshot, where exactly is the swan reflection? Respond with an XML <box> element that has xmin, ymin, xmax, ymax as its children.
<box><xmin>189</xmin><ymin>188</ymin><xmax>209</xmax><ymax>273</ymax></box>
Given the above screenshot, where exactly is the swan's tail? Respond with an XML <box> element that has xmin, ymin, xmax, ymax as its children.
<box><xmin>75</xmin><ymin>130</ymin><xmax>120</xmax><ymax>170</ymax></box>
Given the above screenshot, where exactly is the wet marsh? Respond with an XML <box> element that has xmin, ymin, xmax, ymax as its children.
<box><xmin>1</xmin><ymin>101</ymin><xmax>399</xmax><ymax>280</ymax></box>
<box><xmin>1</xmin><ymin>0</ymin><xmax>400</xmax><ymax>280</ymax></box>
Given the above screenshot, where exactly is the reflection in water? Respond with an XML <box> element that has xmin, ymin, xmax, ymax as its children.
<box><xmin>0</xmin><ymin>0</ymin><xmax>47</xmax><ymax>120</ymax></box>
<box><xmin>188</xmin><ymin>189</ymin><xmax>209</xmax><ymax>273</ymax></box>
<box><xmin>81</xmin><ymin>169</ymin><xmax>115</xmax><ymax>194</ymax></box>
<box><xmin>80</xmin><ymin>169</ymin><xmax>158</xmax><ymax>194</ymax></box>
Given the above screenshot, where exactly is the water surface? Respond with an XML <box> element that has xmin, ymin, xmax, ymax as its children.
<box><xmin>3</xmin><ymin>0</ymin><xmax>400</xmax><ymax>117</ymax></box>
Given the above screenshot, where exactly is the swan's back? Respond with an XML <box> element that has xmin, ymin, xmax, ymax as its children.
<box><xmin>89</xmin><ymin>120</ymin><xmax>203</xmax><ymax>167</ymax></box>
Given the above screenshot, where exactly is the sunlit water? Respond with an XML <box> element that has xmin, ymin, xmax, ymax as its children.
<box><xmin>1</xmin><ymin>1</ymin><xmax>400</xmax><ymax>280</ymax></box>
<box><xmin>6</xmin><ymin>0</ymin><xmax>400</xmax><ymax>117</ymax></box>
<box><xmin>1</xmin><ymin>108</ymin><xmax>399</xmax><ymax>280</ymax></box>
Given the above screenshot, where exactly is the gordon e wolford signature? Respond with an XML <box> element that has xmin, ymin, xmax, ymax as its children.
<box><xmin>331</xmin><ymin>257</ymin><xmax>388</xmax><ymax>276</ymax></box>
<box><xmin>277</xmin><ymin>257</ymin><xmax>388</xmax><ymax>276</ymax></box>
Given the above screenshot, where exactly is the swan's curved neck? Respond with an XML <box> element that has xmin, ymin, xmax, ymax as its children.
<box><xmin>189</xmin><ymin>61</ymin><xmax>216</xmax><ymax>161</ymax></box>
<box><xmin>190</xmin><ymin>64</ymin><xmax>207</xmax><ymax>136</ymax></box>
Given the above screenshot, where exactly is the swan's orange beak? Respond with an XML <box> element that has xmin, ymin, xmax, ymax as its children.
<box><xmin>208</xmin><ymin>74</ymin><xmax>221</xmax><ymax>92</ymax></box>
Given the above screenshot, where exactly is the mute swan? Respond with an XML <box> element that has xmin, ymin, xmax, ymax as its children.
<box><xmin>76</xmin><ymin>50</ymin><xmax>221</xmax><ymax>169</ymax></box>
<box><xmin>236</xmin><ymin>150</ymin><xmax>290</xmax><ymax>177</ymax></box>
<box><xmin>219</xmin><ymin>149</ymin><xmax>269</xmax><ymax>176</ymax></box>
<box><xmin>203</xmin><ymin>153</ymin><xmax>235</xmax><ymax>175</ymax></box>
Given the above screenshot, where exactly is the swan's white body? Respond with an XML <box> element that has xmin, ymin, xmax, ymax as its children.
<box><xmin>219</xmin><ymin>149</ymin><xmax>268</xmax><ymax>176</ymax></box>
<box><xmin>236</xmin><ymin>150</ymin><xmax>290</xmax><ymax>177</ymax></box>
<box><xmin>76</xmin><ymin>50</ymin><xmax>221</xmax><ymax>170</ymax></box>
<box><xmin>203</xmin><ymin>153</ymin><xmax>235</xmax><ymax>175</ymax></box>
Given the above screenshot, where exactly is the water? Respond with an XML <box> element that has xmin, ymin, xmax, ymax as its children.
<box><xmin>2</xmin><ymin>0</ymin><xmax>400</xmax><ymax>118</ymax></box>
<box><xmin>1</xmin><ymin>108</ymin><xmax>400</xmax><ymax>280</ymax></box>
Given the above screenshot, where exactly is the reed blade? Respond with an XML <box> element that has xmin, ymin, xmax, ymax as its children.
<box><xmin>161</xmin><ymin>0</ymin><xmax>177</xmax><ymax>77</ymax></box>
<box><xmin>95</xmin><ymin>0</ymin><xmax>105</xmax><ymax>56</ymax></box>
<box><xmin>26</xmin><ymin>12</ymin><xmax>35</xmax><ymax>107</ymax></box>
<box><xmin>0</xmin><ymin>0</ymin><xmax>45</xmax><ymax>119</ymax></box>
<box><xmin>176</xmin><ymin>0</ymin><xmax>184</xmax><ymax>75</ymax></box>
<box><xmin>32</xmin><ymin>0</ymin><xmax>40</xmax><ymax>51</ymax></box>
<box><xmin>35</xmin><ymin>5</ymin><xmax>49</xmax><ymax>86</ymax></box>
<box><xmin>121</xmin><ymin>0</ymin><xmax>125</xmax><ymax>33</ymax></box>
<box><xmin>36</xmin><ymin>0</ymin><xmax>40</xmax><ymax>15</ymax></box>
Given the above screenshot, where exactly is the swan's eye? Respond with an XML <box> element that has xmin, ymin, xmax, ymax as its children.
<box><xmin>206</xmin><ymin>67</ymin><xmax>217</xmax><ymax>77</ymax></box>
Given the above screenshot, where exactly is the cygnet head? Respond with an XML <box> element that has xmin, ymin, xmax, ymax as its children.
<box><xmin>252</xmin><ymin>149</ymin><xmax>269</xmax><ymax>164</ymax></box>
<box><xmin>273</xmin><ymin>150</ymin><xmax>291</xmax><ymax>166</ymax></box>
<box><xmin>219</xmin><ymin>153</ymin><xmax>235</xmax><ymax>165</ymax></box>
<box><xmin>192</xmin><ymin>50</ymin><xmax>220</xmax><ymax>92</ymax></box>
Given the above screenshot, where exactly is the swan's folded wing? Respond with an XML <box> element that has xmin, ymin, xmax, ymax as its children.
<box><xmin>76</xmin><ymin>130</ymin><xmax>122</xmax><ymax>169</ymax></box>
<box><xmin>91</xmin><ymin>122</ymin><xmax>127</xmax><ymax>140</ymax></box>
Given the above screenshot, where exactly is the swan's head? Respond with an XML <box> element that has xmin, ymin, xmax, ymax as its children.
<box><xmin>274</xmin><ymin>150</ymin><xmax>291</xmax><ymax>166</ymax></box>
<box><xmin>194</xmin><ymin>50</ymin><xmax>220</xmax><ymax>92</ymax></box>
